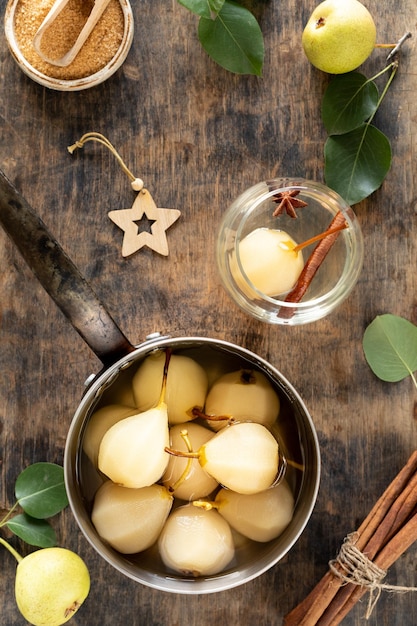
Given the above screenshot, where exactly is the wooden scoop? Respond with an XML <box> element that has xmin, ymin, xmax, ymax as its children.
<box><xmin>33</xmin><ymin>0</ymin><xmax>112</xmax><ymax>67</ymax></box>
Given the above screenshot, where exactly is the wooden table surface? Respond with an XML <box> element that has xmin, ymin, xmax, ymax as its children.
<box><xmin>1</xmin><ymin>1</ymin><xmax>416</xmax><ymax>624</ymax></box>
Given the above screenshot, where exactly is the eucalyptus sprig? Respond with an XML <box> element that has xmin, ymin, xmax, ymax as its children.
<box><xmin>0</xmin><ymin>463</ymin><xmax>68</xmax><ymax>550</ymax></box>
<box><xmin>177</xmin><ymin>0</ymin><xmax>264</xmax><ymax>75</ymax></box>
<box><xmin>363</xmin><ymin>314</ymin><xmax>417</xmax><ymax>390</ymax></box>
<box><xmin>322</xmin><ymin>34</ymin><xmax>411</xmax><ymax>206</ymax></box>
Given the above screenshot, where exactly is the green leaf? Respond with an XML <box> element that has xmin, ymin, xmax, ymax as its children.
<box><xmin>198</xmin><ymin>1</ymin><xmax>264</xmax><ymax>75</ymax></box>
<box><xmin>178</xmin><ymin>0</ymin><xmax>224</xmax><ymax>19</ymax></box>
<box><xmin>6</xmin><ymin>513</ymin><xmax>57</xmax><ymax>548</ymax></box>
<box><xmin>363</xmin><ymin>315</ymin><xmax>417</xmax><ymax>385</ymax></box>
<box><xmin>322</xmin><ymin>73</ymin><xmax>379</xmax><ymax>135</ymax></box>
<box><xmin>324</xmin><ymin>124</ymin><xmax>392</xmax><ymax>205</ymax></box>
<box><xmin>209</xmin><ymin>0</ymin><xmax>225</xmax><ymax>11</ymax></box>
<box><xmin>15</xmin><ymin>463</ymin><xmax>68</xmax><ymax>519</ymax></box>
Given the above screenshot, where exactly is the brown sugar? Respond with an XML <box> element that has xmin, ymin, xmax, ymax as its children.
<box><xmin>13</xmin><ymin>0</ymin><xmax>125</xmax><ymax>80</ymax></box>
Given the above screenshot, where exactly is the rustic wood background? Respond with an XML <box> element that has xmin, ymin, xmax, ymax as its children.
<box><xmin>1</xmin><ymin>0</ymin><xmax>416</xmax><ymax>624</ymax></box>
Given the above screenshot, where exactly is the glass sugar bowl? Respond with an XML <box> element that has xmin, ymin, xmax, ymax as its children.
<box><xmin>217</xmin><ymin>178</ymin><xmax>364</xmax><ymax>325</ymax></box>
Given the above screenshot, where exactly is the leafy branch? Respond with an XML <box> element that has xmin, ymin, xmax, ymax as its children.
<box><xmin>323</xmin><ymin>62</ymin><xmax>396</xmax><ymax>206</ymax></box>
<box><xmin>1</xmin><ymin>463</ymin><xmax>68</xmax><ymax>549</ymax></box>
<box><xmin>322</xmin><ymin>34</ymin><xmax>411</xmax><ymax>206</ymax></box>
<box><xmin>177</xmin><ymin>0</ymin><xmax>264</xmax><ymax>75</ymax></box>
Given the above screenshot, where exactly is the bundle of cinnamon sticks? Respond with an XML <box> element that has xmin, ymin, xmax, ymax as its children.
<box><xmin>284</xmin><ymin>450</ymin><xmax>417</xmax><ymax>625</ymax></box>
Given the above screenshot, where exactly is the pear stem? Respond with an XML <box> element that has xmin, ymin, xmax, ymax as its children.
<box><xmin>291</xmin><ymin>222</ymin><xmax>348</xmax><ymax>253</ymax></box>
<box><xmin>375</xmin><ymin>43</ymin><xmax>397</xmax><ymax>49</ymax></box>
<box><xmin>164</xmin><ymin>446</ymin><xmax>199</xmax><ymax>459</ymax></box>
<box><xmin>286</xmin><ymin>458</ymin><xmax>306</xmax><ymax>472</ymax></box>
<box><xmin>191</xmin><ymin>406</ymin><xmax>234</xmax><ymax>423</ymax></box>
<box><xmin>158</xmin><ymin>349</ymin><xmax>172</xmax><ymax>408</ymax></box>
<box><xmin>169</xmin><ymin>430</ymin><xmax>195</xmax><ymax>492</ymax></box>
<box><xmin>193</xmin><ymin>500</ymin><xmax>217</xmax><ymax>512</ymax></box>
<box><xmin>375</xmin><ymin>32</ymin><xmax>412</xmax><ymax>59</ymax></box>
<box><xmin>0</xmin><ymin>537</ymin><xmax>23</xmax><ymax>563</ymax></box>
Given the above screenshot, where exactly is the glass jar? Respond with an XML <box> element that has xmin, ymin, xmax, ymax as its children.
<box><xmin>217</xmin><ymin>178</ymin><xmax>364</xmax><ymax>325</ymax></box>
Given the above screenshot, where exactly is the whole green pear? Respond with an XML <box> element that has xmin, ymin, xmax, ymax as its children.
<box><xmin>302</xmin><ymin>0</ymin><xmax>376</xmax><ymax>74</ymax></box>
<box><xmin>15</xmin><ymin>547</ymin><xmax>90</xmax><ymax>626</ymax></box>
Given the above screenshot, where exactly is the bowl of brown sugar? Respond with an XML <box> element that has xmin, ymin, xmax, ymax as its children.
<box><xmin>4</xmin><ymin>0</ymin><xmax>134</xmax><ymax>91</ymax></box>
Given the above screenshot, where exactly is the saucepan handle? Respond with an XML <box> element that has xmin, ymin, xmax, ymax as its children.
<box><xmin>0</xmin><ymin>169</ymin><xmax>135</xmax><ymax>367</ymax></box>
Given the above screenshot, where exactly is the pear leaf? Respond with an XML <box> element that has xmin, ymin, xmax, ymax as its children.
<box><xmin>324</xmin><ymin>124</ymin><xmax>392</xmax><ymax>206</ymax></box>
<box><xmin>363</xmin><ymin>314</ymin><xmax>417</xmax><ymax>385</ymax></box>
<box><xmin>322</xmin><ymin>72</ymin><xmax>379</xmax><ymax>135</ymax></box>
<box><xmin>198</xmin><ymin>1</ymin><xmax>264</xmax><ymax>75</ymax></box>
<box><xmin>15</xmin><ymin>463</ymin><xmax>68</xmax><ymax>520</ymax></box>
<box><xmin>209</xmin><ymin>0</ymin><xmax>225</xmax><ymax>11</ymax></box>
<box><xmin>6</xmin><ymin>513</ymin><xmax>57</xmax><ymax>548</ymax></box>
<box><xmin>178</xmin><ymin>0</ymin><xmax>224</xmax><ymax>18</ymax></box>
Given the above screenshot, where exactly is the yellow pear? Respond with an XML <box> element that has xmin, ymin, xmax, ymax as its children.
<box><xmin>98</xmin><ymin>405</ymin><xmax>169</xmax><ymax>488</ymax></box>
<box><xmin>199</xmin><ymin>422</ymin><xmax>279</xmax><ymax>494</ymax></box>
<box><xmin>162</xmin><ymin>423</ymin><xmax>218</xmax><ymax>500</ymax></box>
<box><xmin>214</xmin><ymin>480</ymin><xmax>294</xmax><ymax>542</ymax></box>
<box><xmin>231</xmin><ymin>228</ymin><xmax>304</xmax><ymax>297</ymax></box>
<box><xmin>132</xmin><ymin>351</ymin><xmax>208</xmax><ymax>424</ymax></box>
<box><xmin>92</xmin><ymin>482</ymin><xmax>173</xmax><ymax>554</ymax></box>
<box><xmin>302</xmin><ymin>0</ymin><xmax>376</xmax><ymax>74</ymax></box>
<box><xmin>15</xmin><ymin>547</ymin><xmax>90</xmax><ymax>626</ymax></box>
<box><xmin>158</xmin><ymin>504</ymin><xmax>235</xmax><ymax>576</ymax></box>
<box><xmin>204</xmin><ymin>369</ymin><xmax>280</xmax><ymax>431</ymax></box>
<box><xmin>98</xmin><ymin>350</ymin><xmax>173</xmax><ymax>488</ymax></box>
<box><xmin>83</xmin><ymin>404</ymin><xmax>138</xmax><ymax>466</ymax></box>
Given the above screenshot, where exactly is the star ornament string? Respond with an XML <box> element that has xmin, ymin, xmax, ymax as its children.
<box><xmin>67</xmin><ymin>132</ymin><xmax>181</xmax><ymax>257</ymax></box>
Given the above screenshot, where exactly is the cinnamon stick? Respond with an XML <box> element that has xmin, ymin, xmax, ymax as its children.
<box><xmin>278</xmin><ymin>211</ymin><xmax>347</xmax><ymax>319</ymax></box>
<box><xmin>355</xmin><ymin>451</ymin><xmax>417</xmax><ymax>548</ymax></box>
<box><xmin>316</xmin><ymin>459</ymin><xmax>417</xmax><ymax>624</ymax></box>
<box><xmin>283</xmin><ymin>451</ymin><xmax>417</xmax><ymax>626</ymax></box>
<box><xmin>325</xmin><ymin>510</ymin><xmax>417</xmax><ymax>625</ymax></box>
<box><xmin>362</xmin><ymin>469</ymin><xmax>417</xmax><ymax>558</ymax></box>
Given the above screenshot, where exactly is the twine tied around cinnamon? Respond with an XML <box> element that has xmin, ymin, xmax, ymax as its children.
<box><xmin>329</xmin><ymin>532</ymin><xmax>417</xmax><ymax>619</ymax></box>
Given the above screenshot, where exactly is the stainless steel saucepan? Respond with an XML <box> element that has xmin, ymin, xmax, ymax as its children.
<box><xmin>0</xmin><ymin>170</ymin><xmax>320</xmax><ymax>594</ymax></box>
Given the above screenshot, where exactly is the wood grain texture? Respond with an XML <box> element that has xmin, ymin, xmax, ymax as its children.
<box><xmin>1</xmin><ymin>1</ymin><xmax>416</xmax><ymax>624</ymax></box>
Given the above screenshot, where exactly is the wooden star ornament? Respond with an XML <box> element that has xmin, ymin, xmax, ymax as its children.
<box><xmin>108</xmin><ymin>182</ymin><xmax>181</xmax><ymax>257</ymax></box>
<box><xmin>67</xmin><ymin>133</ymin><xmax>181</xmax><ymax>258</ymax></box>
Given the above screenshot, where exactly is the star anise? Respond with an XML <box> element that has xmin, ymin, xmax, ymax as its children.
<box><xmin>271</xmin><ymin>189</ymin><xmax>308</xmax><ymax>218</ymax></box>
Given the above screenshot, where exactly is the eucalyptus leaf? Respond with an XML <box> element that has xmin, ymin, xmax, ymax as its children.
<box><xmin>363</xmin><ymin>314</ymin><xmax>417</xmax><ymax>385</ymax></box>
<box><xmin>322</xmin><ymin>73</ymin><xmax>379</xmax><ymax>135</ymax></box>
<box><xmin>198</xmin><ymin>1</ymin><xmax>264</xmax><ymax>75</ymax></box>
<box><xmin>324</xmin><ymin>124</ymin><xmax>392</xmax><ymax>205</ymax></box>
<box><xmin>6</xmin><ymin>513</ymin><xmax>57</xmax><ymax>548</ymax></box>
<box><xmin>178</xmin><ymin>0</ymin><xmax>224</xmax><ymax>19</ymax></box>
<box><xmin>15</xmin><ymin>463</ymin><xmax>68</xmax><ymax>520</ymax></box>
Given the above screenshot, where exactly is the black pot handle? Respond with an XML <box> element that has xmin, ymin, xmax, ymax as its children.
<box><xmin>0</xmin><ymin>169</ymin><xmax>135</xmax><ymax>367</ymax></box>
